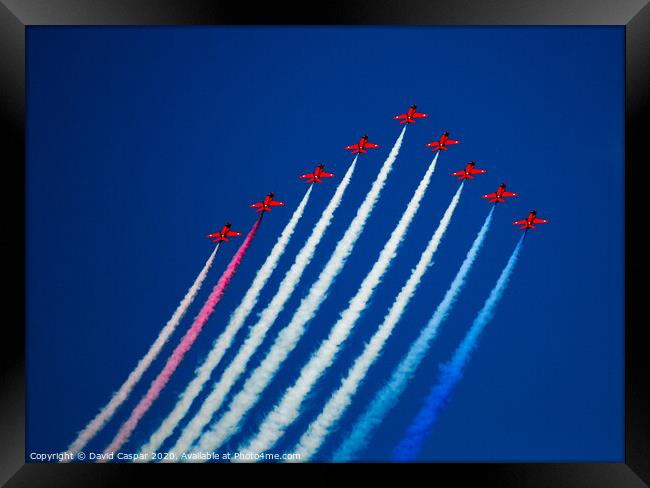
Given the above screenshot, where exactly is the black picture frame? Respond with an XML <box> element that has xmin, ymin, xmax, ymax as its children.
<box><xmin>1</xmin><ymin>1</ymin><xmax>647</xmax><ymax>486</ymax></box>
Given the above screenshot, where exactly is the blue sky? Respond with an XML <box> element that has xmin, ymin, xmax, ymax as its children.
<box><xmin>26</xmin><ymin>26</ymin><xmax>624</xmax><ymax>462</ymax></box>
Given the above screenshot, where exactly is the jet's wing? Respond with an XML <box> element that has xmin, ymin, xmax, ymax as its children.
<box><xmin>425</xmin><ymin>141</ymin><xmax>440</xmax><ymax>148</ymax></box>
<box><xmin>412</xmin><ymin>112</ymin><xmax>428</xmax><ymax>119</ymax></box>
<box><xmin>269</xmin><ymin>200</ymin><xmax>285</xmax><ymax>207</ymax></box>
<box><xmin>344</xmin><ymin>144</ymin><xmax>360</xmax><ymax>151</ymax></box>
<box><xmin>226</xmin><ymin>230</ymin><xmax>242</xmax><ymax>237</ymax></box>
<box><xmin>365</xmin><ymin>142</ymin><xmax>380</xmax><ymax>148</ymax></box>
<box><xmin>482</xmin><ymin>192</ymin><xmax>497</xmax><ymax>199</ymax></box>
<box><xmin>533</xmin><ymin>218</ymin><xmax>549</xmax><ymax>224</ymax></box>
<box><xmin>319</xmin><ymin>171</ymin><xmax>335</xmax><ymax>178</ymax></box>
<box><xmin>249</xmin><ymin>202</ymin><xmax>264</xmax><ymax>208</ymax></box>
<box><xmin>451</xmin><ymin>170</ymin><xmax>466</xmax><ymax>177</ymax></box>
<box><xmin>393</xmin><ymin>114</ymin><xmax>407</xmax><ymax>120</ymax></box>
<box><xmin>299</xmin><ymin>172</ymin><xmax>315</xmax><ymax>180</ymax></box>
<box><xmin>502</xmin><ymin>191</ymin><xmax>518</xmax><ymax>197</ymax></box>
<box><xmin>512</xmin><ymin>219</ymin><xmax>528</xmax><ymax>225</ymax></box>
<box><xmin>470</xmin><ymin>168</ymin><xmax>487</xmax><ymax>175</ymax></box>
<box><xmin>446</xmin><ymin>139</ymin><xmax>460</xmax><ymax>145</ymax></box>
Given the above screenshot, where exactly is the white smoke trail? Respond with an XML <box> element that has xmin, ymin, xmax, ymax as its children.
<box><xmin>192</xmin><ymin>127</ymin><xmax>407</xmax><ymax>456</ymax></box>
<box><xmin>294</xmin><ymin>182</ymin><xmax>464</xmax><ymax>460</ymax></box>
<box><xmin>63</xmin><ymin>244</ymin><xmax>220</xmax><ymax>459</ymax></box>
<box><xmin>168</xmin><ymin>155</ymin><xmax>361</xmax><ymax>458</ymax></box>
<box><xmin>334</xmin><ymin>206</ymin><xmax>495</xmax><ymax>461</ymax></box>
<box><xmin>136</xmin><ymin>186</ymin><xmax>314</xmax><ymax>456</ymax></box>
<box><xmin>239</xmin><ymin>151</ymin><xmax>440</xmax><ymax>456</ymax></box>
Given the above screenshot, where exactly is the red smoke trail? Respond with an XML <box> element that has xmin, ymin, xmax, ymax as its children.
<box><xmin>101</xmin><ymin>217</ymin><xmax>262</xmax><ymax>458</ymax></box>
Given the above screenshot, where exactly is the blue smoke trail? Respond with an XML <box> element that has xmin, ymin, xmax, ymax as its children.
<box><xmin>392</xmin><ymin>234</ymin><xmax>525</xmax><ymax>461</ymax></box>
<box><xmin>334</xmin><ymin>207</ymin><xmax>495</xmax><ymax>461</ymax></box>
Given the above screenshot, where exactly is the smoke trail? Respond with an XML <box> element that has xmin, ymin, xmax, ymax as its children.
<box><xmin>192</xmin><ymin>127</ymin><xmax>407</xmax><ymax>456</ymax></box>
<box><xmin>334</xmin><ymin>207</ymin><xmax>494</xmax><ymax>461</ymax></box>
<box><xmin>100</xmin><ymin>218</ymin><xmax>261</xmax><ymax>458</ymax></box>
<box><xmin>138</xmin><ymin>185</ymin><xmax>313</xmax><ymax>456</ymax></box>
<box><xmin>168</xmin><ymin>156</ymin><xmax>360</xmax><ymax>457</ymax></box>
<box><xmin>393</xmin><ymin>235</ymin><xmax>525</xmax><ymax>461</ymax></box>
<box><xmin>63</xmin><ymin>245</ymin><xmax>220</xmax><ymax>459</ymax></box>
<box><xmin>240</xmin><ymin>152</ymin><xmax>440</xmax><ymax>455</ymax></box>
<box><xmin>294</xmin><ymin>183</ymin><xmax>464</xmax><ymax>461</ymax></box>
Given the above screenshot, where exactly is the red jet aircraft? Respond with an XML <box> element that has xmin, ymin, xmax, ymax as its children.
<box><xmin>451</xmin><ymin>161</ymin><xmax>486</xmax><ymax>181</ymax></box>
<box><xmin>345</xmin><ymin>134</ymin><xmax>380</xmax><ymax>154</ymax></box>
<box><xmin>426</xmin><ymin>131</ymin><xmax>460</xmax><ymax>151</ymax></box>
<box><xmin>482</xmin><ymin>183</ymin><xmax>519</xmax><ymax>204</ymax></box>
<box><xmin>393</xmin><ymin>104</ymin><xmax>428</xmax><ymax>124</ymax></box>
<box><xmin>513</xmin><ymin>210</ymin><xmax>549</xmax><ymax>230</ymax></box>
<box><xmin>299</xmin><ymin>164</ymin><xmax>335</xmax><ymax>183</ymax></box>
<box><xmin>207</xmin><ymin>223</ymin><xmax>241</xmax><ymax>243</ymax></box>
<box><xmin>250</xmin><ymin>192</ymin><xmax>285</xmax><ymax>213</ymax></box>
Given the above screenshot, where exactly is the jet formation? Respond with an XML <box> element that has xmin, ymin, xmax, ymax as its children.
<box><xmin>211</xmin><ymin>103</ymin><xmax>548</xmax><ymax>241</ymax></box>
